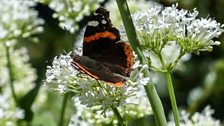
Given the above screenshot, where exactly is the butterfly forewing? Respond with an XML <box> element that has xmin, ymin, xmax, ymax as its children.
<box><xmin>71</xmin><ymin>7</ymin><xmax>134</xmax><ymax>86</ymax></box>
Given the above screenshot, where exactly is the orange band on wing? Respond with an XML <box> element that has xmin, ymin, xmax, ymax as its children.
<box><xmin>72</xmin><ymin>61</ymin><xmax>99</xmax><ymax>79</ymax></box>
<box><xmin>113</xmin><ymin>82</ymin><xmax>124</xmax><ymax>87</ymax></box>
<box><xmin>108</xmin><ymin>81</ymin><xmax>124</xmax><ymax>87</ymax></box>
<box><xmin>124</xmin><ymin>43</ymin><xmax>134</xmax><ymax>70</ymax></box>
<box><xmin>84</xmin><ymin>31</ymin><xmax>117</xmax><ymax>43</ymax></box>
<box><xmin>116</xmin><ymin>42</ymin><xmax>134</xmax><ymax>74</ymax></box>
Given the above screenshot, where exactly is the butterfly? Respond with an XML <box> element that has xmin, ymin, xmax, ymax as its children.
<box><xmin>71</xmin><ymin>7</ymin><xmax>134</xmax><ymax>87</ymax></box>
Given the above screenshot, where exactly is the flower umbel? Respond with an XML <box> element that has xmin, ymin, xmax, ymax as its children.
<box><xmin>132</xmin><ymin>4</ymin><xmax>224</xmax><ymax>71</ymax></box>
<box><xmin>0</xmin><ymin>0</ymin><xmax>44</xmax><ymax>43</ymax></box>
<box><xmin>46</xmin><ymin>52</ymin><xmax>152</xmax><ymax>125</ymax></box>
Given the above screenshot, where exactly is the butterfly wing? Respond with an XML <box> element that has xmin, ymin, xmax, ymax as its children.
<box><xmin>83</xmin><ymin>7</ymin><xmax>133</xmax><ymax>76</ymax></box>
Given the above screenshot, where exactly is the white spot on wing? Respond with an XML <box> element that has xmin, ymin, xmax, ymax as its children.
<box><xmin>102</xmin><ymin>19</ymin><xmax>107</xmax><ymax>24</ymax></box>
<box><xmin>94</xmin><ymin>12</ymin><xmax>98</xmax><ymax>15</ymax></box>
<box><xmin>87</xmin><ymin>21</ymin><xmax>99</xmax><ymax>27</ymax></box>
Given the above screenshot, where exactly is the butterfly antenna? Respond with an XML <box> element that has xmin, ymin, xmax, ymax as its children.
<box><xmin>95</xmin><ymin>80</ymin><xmax>109</xmax><ymax>96</ymax></box>
<box><xmin>96</xmin><ymin>80</ymin><xmax>103</xmax><ymax>88</ymax></box>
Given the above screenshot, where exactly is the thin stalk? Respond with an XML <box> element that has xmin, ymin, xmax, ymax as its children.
<box><xmin>58</xmin><ymin>93</ymin><xmax>69</xmax><ymax>126</ymax></box>
<box><xmin>111</xmin><ymin>107</ymin><xmax>126</xmax><ymax>126</ymax></box>
<box><xmin>5</xmin><ymin>44</ymin><xmax>17</xmax><ymax>105</ymax></box>
<box><xmin>158</xmin><ymin>54</ymin><xmax>180</xmax><ymax>126</ymax></box>
<box><xmin>116</xmin><ymin>0</ymin><xmax>167</xmax><ymax>126</ymax></box>
<box><xmin>165</xmin><ymin>73</ymin><xmax>180</xmax><ymax>126</ymax></box>
<box><xmin>170</xmin><ymin>53</ymin><xmax>184</xmax><ymax>71</ymax></box>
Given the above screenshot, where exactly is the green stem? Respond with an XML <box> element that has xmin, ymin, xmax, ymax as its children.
<box><xmin>111</xmin><ymin>107</ymin><xmax>126</xmax><ymax>126</ymax></box>
<box><xmin>165</xmin><ymin>73</ymin><xmax>180</xmax><ymax>126</ymax></box>
<box><xmin>170</xmin><ymin>53</ymin><xmax>184</xmax><ymax>71</ymax></box>
<box><xmin>5</xmin><ymin>44</ymin><xmax>17</xmax><ymax>105</ymax></box>
<box><xmin>58</xmin><ymin>93</ymin><xmax>69</xmax><ymax>126</ymax></box>
<box><xmin>116</xmin><ymin>0</ymin><xmax>167</xmax><ymax>126</ymax></box>
<box><xmin>158</xmin><ymin>53</ymin><xmax>180</xmax><ymax>126</ymax></box>
<box><xmin>143</xmin><ymin>85</ymin><xmax>167</xmax><ymax>126</ymax></box>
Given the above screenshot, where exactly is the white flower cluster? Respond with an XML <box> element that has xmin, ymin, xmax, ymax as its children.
<box><xmin>132</xmin><ymin>4</ymin><xmax>223</xmax><ymax>71</ymax></box>
<box><xmin>0</xmin><ymin>93</ymin><xmax>24</xmax><ymax>126</ymax></box>
<box><xmin>168</xmin><ymin>106</ymin><xmax>220</xmax><ymax>126</ymax></box>
<box><xmin>0</xmin><ymin>44</ymin><xmax>37</xmax><ymax>97</ymax></box>
<box><xmin>39</xmin><ymin>0</ymin><xmax>103</xmax><ymax>33</ymax></box>
<box><xmin>68</xmin><ymin>85</ymin><xmax>152</xmax><ymax>126</ymax></box>
<box><xmin>46</xmin><ymin>53</ymin><xmax>152</xmax><ymax>125</ymax></box>
<box><xmin>0</xmin><ymin>43</ymin><xmax>47</xmax><ymax>124</ymax></box>
<box><xmin>45</xmin><ymin>53</ymin><xmax>75</xmax><ymax>93</ymax></box>
<box><xmin>0</xmin><ymin>0</ymin><xmax>44</xmax><ymax>42</ymax></box>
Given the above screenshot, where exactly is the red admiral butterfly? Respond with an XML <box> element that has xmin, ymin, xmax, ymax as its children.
<box><xmin>71</xmin><ymin>7</ymin><xmax>134</xmax><ymax>87</ymax></box>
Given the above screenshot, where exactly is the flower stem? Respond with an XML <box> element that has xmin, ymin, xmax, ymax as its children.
<box><xmin>158</xmin><ymin>53</ymin><xmax>180</xmax><ymax>126</ymax></box>
<box><xmin>5</xmin><ymin>44</ymin><xmax>17</xmax><ymax>105</ymax></box>
<box><xmin>58</xmin><ymin>93</ymin><xmax>68</xmax><ymax>126</ymax></box>
<box><xmin>111</xmin><ymin>107</ymin><xmax>126</xmax><ymax>126</ymax></box>
<box><xmin>165</xmin><ymin>72</ymin><xmax>180</xmax><ymax>126</ymax></box>
<box><xmin>116</xmin><ymin>0</ymin><xmax>167</xmax><ymax>126</ymax></box>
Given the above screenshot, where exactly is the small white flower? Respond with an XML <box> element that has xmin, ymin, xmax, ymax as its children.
<box><xmin>137</xmin><ymin>73</ymin><xmax>151</xmax><ymax>85</ymax></box>
<box><xmin>56</xmin><ymin>84</ymin><xmax>67</xmax><ymax>94</ymax></box>
<box><xmin>132</xmin><ymin>60</ymin><xmax>142</xmax><ymax>69</ymax></box>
